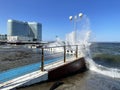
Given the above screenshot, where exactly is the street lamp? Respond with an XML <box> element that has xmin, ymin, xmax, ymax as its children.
<box><xmin>79</xmin><ymin>13</ymin><xmax>83</xmax><ymax>18</ymax></box>
<box><xmin>69</xmin><ymin>13</ymin><xmax>83</xmax><ymax>30</ymax></box>
<box><xmin>69</xmin><ymin>13</ymin><xmax>83</xmax><ymax>45</ymax></box>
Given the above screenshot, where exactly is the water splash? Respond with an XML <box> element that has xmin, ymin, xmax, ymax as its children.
<box><xmin>66</xmin><ymin>14</ymin><xmax>91</xmax><ymax>56</ymax></box>
<box><xmin>45</xmin><ymin>36</ymin><xmax>64</xmax><ymax>54</ymax></box>
<box><xmin>47</xmin><ymin>36</ymin><xmax>64</xmax><ymax>47</ymax></box>
<box><xmin>46</xmin><ymin>14</ymin><xmax>120</xmax><ymax>78</ymax></box>
<box><xmin>66</xmin><ymin>14</ymin><xmax>120</xmax><ymax>78</ymax></box>
<box><xmin>85</xmin><ymin>57</ymin><xmax>120</xmax><ymax>78</ymax></box>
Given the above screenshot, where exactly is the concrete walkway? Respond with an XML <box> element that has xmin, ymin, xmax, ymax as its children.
<box><xmin>0</xmin><ymin>56</ymin><xmax>78</xmax><ymax>90</ymax></box>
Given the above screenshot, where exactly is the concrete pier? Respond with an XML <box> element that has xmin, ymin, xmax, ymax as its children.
<box><xmin>0</xmin><ymin>45</ymin><xmax>87</xmax><ymax>90</ymax></box>
<box><xmin>0</xmin><ymin>57</ymin><xmax>86</xmax><ymax>90</ymax></box>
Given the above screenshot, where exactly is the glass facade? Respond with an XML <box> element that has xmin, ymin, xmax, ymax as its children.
<box><xmin>7</xmin><ymin>19</ymin><xmax>42</xmax><ymax>41</ymax></box>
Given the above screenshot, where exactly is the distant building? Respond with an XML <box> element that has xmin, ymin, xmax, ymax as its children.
<box><xmin>0</xmin><ymin>34</ymin><xmax>7</xmax><ymax>41</ymax></box>
<box><xmin>7</xmin><ymin>36</ymin><xmax>33</xmax><ymax>42</ymax></box>
<box><xmin>7</xmin><ymin>19</ymin><xmax>42</xmax><ymax>42</ymax></box>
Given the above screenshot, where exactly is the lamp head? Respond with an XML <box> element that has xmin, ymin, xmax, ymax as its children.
<box><xmin>69</xmin><ymin>16</ymin><xmax>73</xmax><ymax>20</ymax></box>
<box><xmin>79</xmin><ymin>13</ymin><xmax>83</xmax><ymax>18</ymax></box>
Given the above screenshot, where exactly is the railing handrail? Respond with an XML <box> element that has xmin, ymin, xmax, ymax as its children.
<box><xmin>43</xmin><ymin>44</ymin><xmax>83</xmax><ymax>49</ymax></box>
<box><xmin>41</xmin><ymin>44</ymin><xmax>81</xmax><ymax>71</ymax></box>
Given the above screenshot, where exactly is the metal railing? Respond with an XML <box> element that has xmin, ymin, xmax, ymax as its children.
<box><xmin>40</xmin><ymin>45</ymin><xmax>81</xmax><ymax>71</ymax></box>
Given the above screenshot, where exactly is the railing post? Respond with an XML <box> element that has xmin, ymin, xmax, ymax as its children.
<box><xmin>76</xmin><ymin>45</ymin><xmax>78</xmax><ymax>58</ymax></box>
<box><xmin>64</xmin><ymin>45</ymin><xmax>66</xmax><ymax>63</ymax></box>
<box><xmin>41</xmin><ymin>47</ymin><xmax>44</xmax><ymax>71</ymax></box>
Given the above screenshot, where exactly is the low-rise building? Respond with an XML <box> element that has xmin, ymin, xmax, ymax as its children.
<box><xmin>0</xmin><ymin>34</ymin><xmax>7</xmax><ymax>41</ymax></box>
<box><xmin>7</xmin><ymin>36</ymin><xmax>33</xmax><ymax>42</ymax></box>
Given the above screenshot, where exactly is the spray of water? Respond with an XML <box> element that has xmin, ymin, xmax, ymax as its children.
<box><xmin>66</xmin><ymin>14</ymin><xmax>120</xmax><ymax>78</ymax></box>
<box><xmin>46</xmin><ymin>14</ymin><xmax>120</xmax><ymax>78</ymax></box>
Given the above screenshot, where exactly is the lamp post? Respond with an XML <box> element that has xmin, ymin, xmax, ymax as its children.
<box><xmin>69</xmin><ymin>13</ymin><xmax>83</xmax><ymax>45</ymax></box>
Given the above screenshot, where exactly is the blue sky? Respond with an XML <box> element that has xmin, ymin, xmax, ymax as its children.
<box><xmin>0</xmin><ymin>0</ymin><xmax>120</xmax><ymax>42</ymax></box>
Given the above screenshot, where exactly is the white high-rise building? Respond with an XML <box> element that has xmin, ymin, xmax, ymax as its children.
<box><xmin>7</xmin><ymin>19</ymin><xmax>42</xmax><ymax>42</ymax></box>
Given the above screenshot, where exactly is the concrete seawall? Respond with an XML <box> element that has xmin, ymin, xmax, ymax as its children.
<box><xmin>48</xmin><ymin>57</ymin><xmax>86</xmax><ymax>80</ymax></box>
